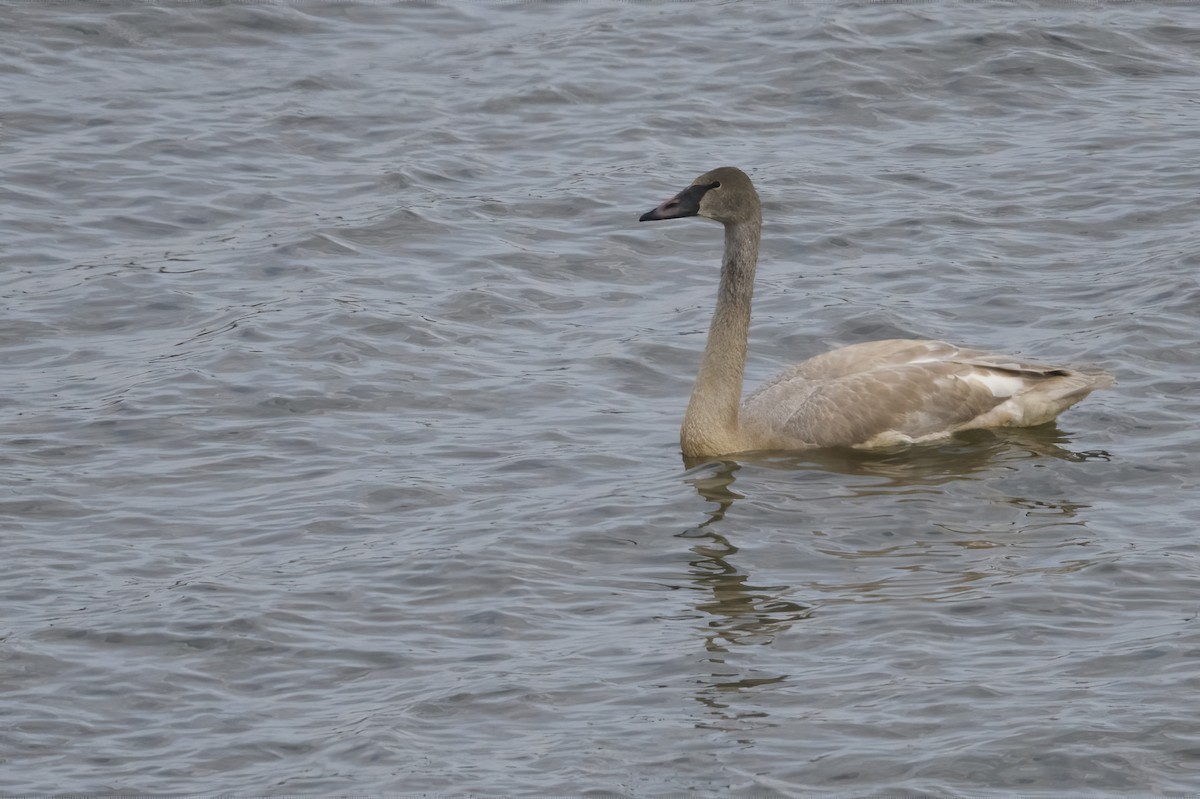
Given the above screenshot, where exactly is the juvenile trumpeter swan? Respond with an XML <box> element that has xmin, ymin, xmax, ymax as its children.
<box><xmin>639</xmin><ymin>166</ymin><xmax>1112</xmax><ymax>459</ymax></box>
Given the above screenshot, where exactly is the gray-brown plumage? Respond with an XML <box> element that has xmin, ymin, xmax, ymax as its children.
<box><xmin>639</xmin><ymin>166</ymin><xmax>1113</xmax><ymax>459</ymax></box>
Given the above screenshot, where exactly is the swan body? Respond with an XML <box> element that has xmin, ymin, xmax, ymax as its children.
<box><xmin>639</xmin><ymin>166</ymin><xmax>1112</xmax><ymax>458</ymax></box>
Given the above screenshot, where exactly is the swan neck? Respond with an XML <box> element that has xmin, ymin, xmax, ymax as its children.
<box><xmin>681</xmin><ymin>218</ymin><xmax>761</xmax><ymax>456</ymax></box>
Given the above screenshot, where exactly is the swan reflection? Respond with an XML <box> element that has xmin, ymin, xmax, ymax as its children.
<box><xmin>673</xmin><ymin>428</ymin><xmax>1110</xmax><ymax>729</ymax></box>
<box><xmin>678</xmin><ymin>460</ymin><xmax>810</xmax><ymax>729</ymax></box>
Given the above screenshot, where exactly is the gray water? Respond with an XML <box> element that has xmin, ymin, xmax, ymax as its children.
<box><xmin>3</xmin><ymin>2</ymin><xmax>1200</xmax><ymax>795</ymax></box>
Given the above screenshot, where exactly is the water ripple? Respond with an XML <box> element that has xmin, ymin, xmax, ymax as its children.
<box><xmin>3</xmin><ymin>1</ymin><xmax>1200</xmax><ymax>795</ymax></box>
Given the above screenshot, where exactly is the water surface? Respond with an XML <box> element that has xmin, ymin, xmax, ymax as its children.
<box><xmin>3</xmin><ymin>2</ymin><xmax>1200</xmax><ymax>794</ymax></box>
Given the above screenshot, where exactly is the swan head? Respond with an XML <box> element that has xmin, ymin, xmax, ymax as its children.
<box><xmin>639</xmin><ymin>166</ymin><xmax>760</xmax><ymax>226</ymax></box>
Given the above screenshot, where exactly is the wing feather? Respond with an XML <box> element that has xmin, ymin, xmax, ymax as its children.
<box><xmin>742</xmin><ymin>339</ymin><xmax>1111</xmax><ymax>449</ymax></box>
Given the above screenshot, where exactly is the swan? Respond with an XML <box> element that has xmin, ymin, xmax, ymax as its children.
<box><xmin>639</xmin><ymin>166</ymin><xmax>1113</xmax><ymax>459</ymax></box>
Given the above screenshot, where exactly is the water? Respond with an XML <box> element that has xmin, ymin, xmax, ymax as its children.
<box><xmin>3</xmin><ymin>2</ymin><xmax>1200</xmax><ymax>794</ymax></box>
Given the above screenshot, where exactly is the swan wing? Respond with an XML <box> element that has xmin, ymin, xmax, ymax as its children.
<box><xmin>744</xmin><ymin>340</ymin><xmax>1111</xmax><ymax>449</ymax></box>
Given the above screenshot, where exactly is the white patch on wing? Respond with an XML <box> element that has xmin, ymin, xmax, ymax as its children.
<box><xmin>965</xmin><ymin>398</ymin><xmax>1022</xmax><ymax>428</ymax></box>
<box><xmin>963</xmin><ymin>371</ymin><xmax>1028</xmax><ymax>398</ymax></box>
<box><xmin>857</xmin><ymin>430</ymin><xmax>916</xmax><ymax>448</ymax></box>
<box><xmin>857</xmin><ymin>428</ymin><xmax>954</xmax><ymax>448</ymax></box>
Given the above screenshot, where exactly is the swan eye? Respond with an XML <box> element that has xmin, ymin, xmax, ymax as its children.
<box><xmin>709</xmin><ymin>181</ymin><xmax>721</xmax><ymax>189</ymax></box>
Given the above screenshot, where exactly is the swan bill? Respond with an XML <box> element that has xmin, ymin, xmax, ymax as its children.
<box><xmin>639</xmin><ymin>181</ymin><xmax>720</xmax><ymax>222</ymax></box>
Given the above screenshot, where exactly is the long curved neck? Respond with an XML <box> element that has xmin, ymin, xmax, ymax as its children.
<box><xmin>681</xmin><ymin>217</ymin><xmax>761</xmax><ymax>457</ymax></box>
